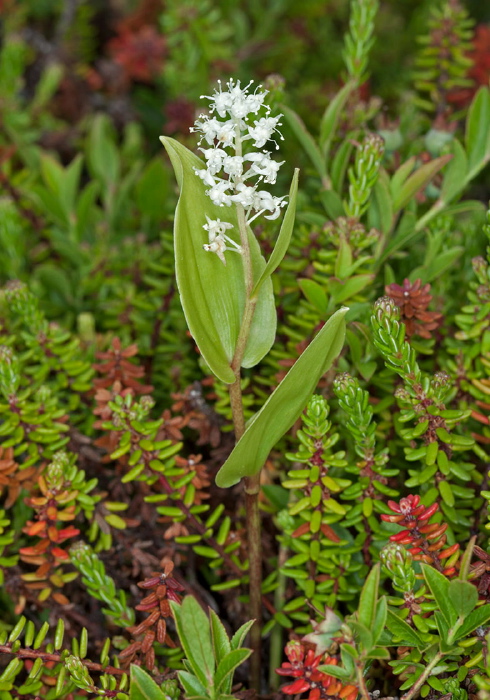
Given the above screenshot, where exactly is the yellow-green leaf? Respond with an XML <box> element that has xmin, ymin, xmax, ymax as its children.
<box><xmin>216</xmin><ymin>307</ymin><xmax>348</xmax><ymax>487</ymax></box>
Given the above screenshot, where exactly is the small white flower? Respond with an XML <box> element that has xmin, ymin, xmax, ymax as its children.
<box><xmin>246</xmin><ymin>152</ymin><xmax>284</xmax><ymax>184</ymax></box>
<box><xmin>200</xmin><ymin>148</ymin><xmax>227</xmax><ymax>175</ymax></box>
<box><xmin>252</xmin><ymin>190</ymin><xmax>287</xmax><ymax>220</ymax></box>
<box><xmin>191</xmin><ymin>116</ymin><xmax>222</xmax><ymax>145</ymax></box>
<box><xmin>246</xmin><ymin>88</ymin><xmax>267</xmax><ymax>114</ymax></box>
<box><xmin>215</xmin><ymin>121</ymin><xmax>236</xmax><ymax>147</ymax></box>
<box><xmin>207</xmin><ymin>180</ymin><xmax>233</xmax><ymax>207</ymax></box>
<box><xmin>203</xmin><ymin>215</ymin><xmax>234</xmax><ymax>238</ymax></box>
<box><xmin>230</xmin><ymin>183</ymin><xmax>257</xmax><ymax>208</ymax></box>
<box><xmin>191</xmin><ymin>78</ymin><xmax>288</xmax><ymax>236</ymax></box>
<box><xmin>194</xmin><ymin>168</ymin><xmax>217</xmax><ymax>187</ymax></box>
<box><xmin>223</xmin><ymin>155</ymin><xmax>244</xmax><ymax>178</ymax></box>
<box><xmin>247</xmin><ymin>116</ymin><xmax>283</xmax><ymax>148</ymax></box>
<box><xmin>202</xmin><ymin>215</ymin><xmax>242</xmax><ymax>265</ymax></box>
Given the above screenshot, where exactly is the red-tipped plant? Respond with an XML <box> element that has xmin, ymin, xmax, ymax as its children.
<box><xmin>381</xmin><ymin>495</ymin><xmax>459</xmax><ymax>576</ymax></box>
<box><xmin>276</xmin><ymin>641</ymin><xmax>358</xmax><ymax>700</ymax></box>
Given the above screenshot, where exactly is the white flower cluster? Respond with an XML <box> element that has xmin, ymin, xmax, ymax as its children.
<box><xmin>190</xmin><ymin>79</ymin><xmax>287</xmax><ymax>264</ymax></box>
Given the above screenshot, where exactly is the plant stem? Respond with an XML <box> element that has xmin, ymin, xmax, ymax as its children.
<box><xmin>269</xmin><ymin>542</ymin><xmax>288</xmax><ymax>690</ymax></box>
<box><xmin>0</xmin><ymin>643</ymin><xmax>126</xmax><ymax>676</ymax></box>
<box><xmin>244</xmin><ymin>471</ymin><xmax>262</xmax><ymax>691</ymax></box>
<box><xmin>355</xmin><ymin>661</ymin><xmax>370</xmax><ymax>700</ymax></box>
<box><xmin>227</xmin><ymin>199</ymin><xmax>263</xmax><ymax>691</ymax></box>
<box><xmin>400</xmin><ymin>651</ymin><xmax>443</xmax><ymax>700</ymax></box>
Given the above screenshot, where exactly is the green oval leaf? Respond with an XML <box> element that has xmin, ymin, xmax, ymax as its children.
<box><xmin>161</xmin><ymin>137</ymin><xmax>276</xmax><ymax>383</ymax></box>
<box><xmin>215</xmin><ymin>307</ymin><xmax>348</xmax><ymax>487</ymax></box>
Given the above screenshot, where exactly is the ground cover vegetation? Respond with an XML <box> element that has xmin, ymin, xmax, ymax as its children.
<box><xmin>1</xmin><ymin>0</ymin><xmax>490</xmax><ymax>697</ymax></box>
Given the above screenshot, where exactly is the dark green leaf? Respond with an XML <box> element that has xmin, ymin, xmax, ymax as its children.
<box><xmin>372</xmin><ymin>596</ymin><xmax>387</xmax><ymax>645</ymax></box>
<box><xmin>376</xmin><ymin>211</ymin><xmax>417</xmax><ymax>266</ymax></box>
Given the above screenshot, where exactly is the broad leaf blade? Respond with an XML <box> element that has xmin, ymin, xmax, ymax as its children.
<box><xmin>171</xmin><ymin>598</ymin><xmax>215</xmax><ymax>687</ymax></box>
<box><xmin>161</xmin><ymin>137</ymin><xmax>276</xmax><ymax>382</ymax></box>
<box><xmin>216</xmin><ymin>307</ymin><xmax>348</xmax><ymax>487</ymax></box>
<box><xmin>251</xmin><ymin>169</ymin><xmax>299</xmax><ymax>298</ymax></box>
<box><xmin>421</xmin><ymin>564</ymin><xmax>457</xmax><ymax>626</ymax></box>
<box><xmin>448</xmin><ymin>580</ymin><xmax>478</xmax><ymax>619</ymax></box>
<box><xmin>130</xmin><ymin>665</ymin><xmax>167</xmax><ymax>700</ymax></box>
<box><xmin>386</xmin><ymin>610</ymin><xmax>425</xmax><ymax>648</ymax></box>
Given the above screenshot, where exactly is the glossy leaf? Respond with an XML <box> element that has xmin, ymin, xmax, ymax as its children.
<box><xmin>161</xmin><ymin>136</ymin><xmax>276</xmax><ymax>383</ymax></box>
<box><xmin>130</xmin><ymin>665</ymin><xmax>167</xmax><ymax>700</ymax></box>
<box><xmin>215</xmin><ymin>307</ymin><xmax>348</xmax><ymax>487</ymax></box>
